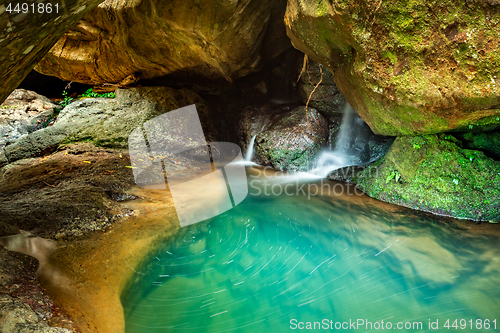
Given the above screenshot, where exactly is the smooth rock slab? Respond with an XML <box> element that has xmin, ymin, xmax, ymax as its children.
<box><xmin>297</xmin><ymin>59</ymin><xmax>345</xmax><ymax>119</ymax></box>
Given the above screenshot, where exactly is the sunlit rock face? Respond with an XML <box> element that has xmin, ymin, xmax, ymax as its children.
<box><xmin>35</xmin><ymin>0</ymin><xmax>291</xmax><ymax>85</ymax></box>
<box><xmin>285</xmin><ymin>0</ymin><xmax>500</xmax><ymax>136</ymax></box>
<box><xmin>0</xmin><ymin>0</ymin><xmax>104</xmax><ymax>104</ymax></box>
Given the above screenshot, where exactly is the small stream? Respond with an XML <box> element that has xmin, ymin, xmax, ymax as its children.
<box><xmin>120</xmin><ymin>171</ymin><xmax>500</xmax><ymax>332</ymax></box>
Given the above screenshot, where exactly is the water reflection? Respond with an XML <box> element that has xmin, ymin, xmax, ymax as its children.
<box><xmin>121</xmin><ymin>174</ymin><xmax>500</xmax><ymax>333</ymax></box>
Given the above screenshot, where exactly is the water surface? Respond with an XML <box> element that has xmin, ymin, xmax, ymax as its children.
<box><xmin>121</xmin><ymin>174</ymin><xmax>500</xmax><ymax>332</ymax></box>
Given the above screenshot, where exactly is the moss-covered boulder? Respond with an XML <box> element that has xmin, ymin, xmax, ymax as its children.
<box><xmin>0</xmin><ymin>89</ymin><xmax>60</xmax><ymax>149</ymax></box>
<box><xmin>285</xmin><ymin>0</ymin><xmax>500</xmax><ymax>135</ymax></box>
<box><xmin>357</xmin><ymin>134</ymin><xmax>500</xmax><ymax>222</ymax></box>
<box><xmin>35</xmin><ymin>0</ymin><xmax>291</xmax><ymax>85</ymax></box>
<box><xmin>255</xmin><ymin>106</ymin><xmax>329</xmax><ymax>171</ymax></box>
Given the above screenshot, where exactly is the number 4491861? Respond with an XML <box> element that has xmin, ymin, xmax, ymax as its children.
<box><xmin>6</xmin><ymin>3</ymin><xmax>59</xmax><ymax>14</ymax></box>
<box><xmin>444</xmin><ymin>319</ymin><xmax>497</xmax><ymax>330</ymax></box>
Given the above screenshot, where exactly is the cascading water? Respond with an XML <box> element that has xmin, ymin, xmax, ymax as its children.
<box><xmin>309</xmin><ymin>103</ymin><xmax>359</xmax><ymax>178</ymax></box>
<box><xmin>239</xmin><ymin>103</ymin><xmax>390</xmax><ymax>181</ymax></box>
<box><xmin>244</xmin><ymin>135</ymin><xmax>257</xmax><ymax>162</ymax></box>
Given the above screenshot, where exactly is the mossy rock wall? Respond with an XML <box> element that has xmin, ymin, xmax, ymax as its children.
<box><xmin>357</xmin><ymin>134</ymin><xmax>500</xmax><ymax>222</ymax></box>
<box><xmin>285</xmin><ymin>0</ymin><xmax>500</xmax><ymax>136</ymax></box>
<box><xmin>0</xmin><ymin>87</ymin><xmax>217</xmax><ymax>167</ymax></box>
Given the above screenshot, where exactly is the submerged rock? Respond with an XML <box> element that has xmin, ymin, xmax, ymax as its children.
<box><xmin>254</xmin><ymin>106</ymin><xmax>329</xmax><ymax>171</ymax></box>
<box><xmin>285</xmin><ymin>0</ymin><xmax>500</xmax><ymax>135</ymax></box>
<box><xmin>0</xmin><ymin>0</ymin><xmax>105</xmax><ymax>104</ymax></box>
<box><xmin>357</xmin><ymin>134</ymin><xmax>500</xmax><ymax>222</ymax></box>
<box><xmin>35</xmin><ymin>0</ymin><xmax>291</xmax><ymax>85</ymax></box>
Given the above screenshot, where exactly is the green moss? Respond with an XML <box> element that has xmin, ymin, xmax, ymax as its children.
<box><xmin>382</xmin><ymin>51</ymin><xmax>397</xmax><ymax>64</ymax></box>
<box><xmin>455</xmin><ymin>129</ymin><xmax>500</xmax><ymax>160</ymax></box>
<box><xmin>258</xmin><ymin>142</ymin><xmax>322</xmax><ymax>172</ymax></box>
<box><xmin>288</xmin><ymin>0</ymin><xmax>500</xmax><ymax>135</ymax></box>
<box><xmin>357</xmin><ymin>134</ymin><xmax>500</xmax><ymax>222</ymax></box>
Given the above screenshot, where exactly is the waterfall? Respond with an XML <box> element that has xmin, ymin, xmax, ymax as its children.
<box><xmin>309</xmin><ymin>103</ymin><xmax>359</xmax><ymax>178</ymax></box>
<box><xmin>334</xmin><ymin>103</ymin><xmax>356</xmax><ymax>153</ymax></box>
<box><xmin>244</xmin><ymin>135</ymin><xmax>257</xmax><ymax>162</ymax></box>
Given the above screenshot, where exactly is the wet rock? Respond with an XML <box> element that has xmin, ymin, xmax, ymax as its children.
<box><xmin>0</xmin><ymin>295</ymin><xmax>71</xmax><ymax>333</ymax></box>
<box><xmin>0</xmin><ymin>0</ymin><xmax>105</xmax><ymax>104</ymax></box>
<box><xmin>298</xmin><ymin>59</ymin><xmax>345</xmax><ymax>119</ymax></box>
<box><xmin>2</xmin><ymin>126</ymin><xmax>68</xmax><ymax>167</ymax></box>
<box><xmin>0</xmin><ymin>144</ymin><xmax>135</xmax><ymax>240</ymax></box>
<box><xmin>285</xmin><ymin>0</ymin><xmax>500</xmax><ymax>135</ymax></box>
<box><xmin>0</xmin><ymin>90</ymin><xmax>60</xmax><ymax>150</ymax></box>
<box><xmin>35</xmin><ymin>0</ymin><xmax>291</xmax><ymax>85</ymax></box>
<box><xmin>328</xmin><ymin>112</ymin><xmax>395</xmax><ymax>166</ymax></box>
<box><xmin>0</xmin><ymin>248</ymin><xmax>76</xmax><ymax>333</ymax></box>
<box><xmin>357</xmin><ymin>134</ymin><xmax>500</xmax><ymax>222</ymax></box>
<box><xmin>254</xmin><ymin>106</ymin><xmax>329</xmax><ymax>171</ymax></box>
<box><xmin>1</xmin><ymin>90</ymin><xmax>57</xmax><ymax>115</ymax></box>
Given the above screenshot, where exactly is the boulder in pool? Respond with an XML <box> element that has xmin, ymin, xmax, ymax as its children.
<box><xmin>254</xmin><ymin>106</ymin><xmax>329</xmax><ymax>171</ymax></box>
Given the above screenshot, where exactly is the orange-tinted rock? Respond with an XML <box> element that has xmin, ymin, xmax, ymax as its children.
<box><xmin>35</xmin><ymin>0</ymin><xmax>291</xmax><ymax>85</ymax></box>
